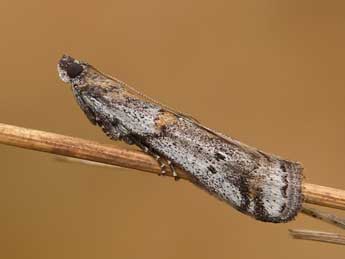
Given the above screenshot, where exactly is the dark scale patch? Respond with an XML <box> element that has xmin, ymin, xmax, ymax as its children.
<box><xmin>281</xmin><ymin>174</ymin><xmax>289</xmax><ymax>198</ymax></box>
<box><xmin>279</xmin><ymin>203</ymin><xmax>287</xmax><ymax>213</ymax></box>
<box><xmin>208</xmin><ymin>165</ymin><xmax>217</xmax><ymax>174</ymax></box>
<box><xmin>160</xmin><ymin>124</ymin><xmax>167</xmax><ymax>133</ymax></box>
<box><xmin>280</xmin><ymin>163</ymin><xmax>287</xmax><ymax>172</ymax></box>
<box><xmin>215</xmin><ymin>152</ymin><xmax>226</xmax><ymax>161</ymax></box>
<box><xmin>253</xmin><ymin>188</ymin><xmax>269</xmax><ymax>221</ymax></box>
<box><xmin>83</xmin><ymin>85</ymin><xmax>120</xmax><ymax>99</ymax></box>
<box><xmin>238</xmin><ymin>175</ymin><xmax>251</xmax><ymax>212</ymax></box>
<box><xmin>195</xmin><ymin>144</ymin><xmax>203</xmax><ymax>152</ymax></box>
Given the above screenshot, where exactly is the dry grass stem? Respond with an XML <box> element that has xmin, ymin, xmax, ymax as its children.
<box><xmin>289</xmin><ymin>229</ymin><xmax>345</xmax><ymax>245</ymax></box>
<box><xmin>1</xmin><ymin>122</ymin><xmax>345</xmax><ymax>212</ymax></box>
<box><xmin>302</xmin><ymin>206</ymin><xmax>345</xmax><ymax>230</ymax></box>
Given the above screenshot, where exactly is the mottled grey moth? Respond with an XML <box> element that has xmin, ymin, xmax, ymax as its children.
<box><xmin>57</xmin><ymin>55</ymin><xmax>303</xmax><ymax>223</ymax></box>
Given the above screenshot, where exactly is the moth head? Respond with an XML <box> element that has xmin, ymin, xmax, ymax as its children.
<box><xmin>57</xmin><ymin>55</ymin><xmax>87</xmax><ymax>84</ymax></box>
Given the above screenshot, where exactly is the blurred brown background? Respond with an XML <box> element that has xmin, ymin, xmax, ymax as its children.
<box><xmin>1</xmin><ymin>1</ymin><xmax>345</xmax><ymax>258</ymax></box>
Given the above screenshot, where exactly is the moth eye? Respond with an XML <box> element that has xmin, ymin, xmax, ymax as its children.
<box><xmin>66</xmin><ymin>63</ymin><xmax>83</xmax><ymax>78</ymax></box>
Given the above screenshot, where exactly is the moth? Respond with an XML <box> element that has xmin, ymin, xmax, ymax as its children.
<box><xmin>57</xmin><ymin>55</ymin><xmax>303</xmax><ymax>223</ymax></box>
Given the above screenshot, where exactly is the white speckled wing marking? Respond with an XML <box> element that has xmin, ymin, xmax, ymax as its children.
<box><xmin>144</xmin><ymin>117</ymin><xmax>303</xmax><ymax>222</ymax></box>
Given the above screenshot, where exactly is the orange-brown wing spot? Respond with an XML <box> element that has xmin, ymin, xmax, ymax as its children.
<box><xmin>154</xmin><ymin>112</ymin><xmax>178</xmax><ymax>131</ymax></box>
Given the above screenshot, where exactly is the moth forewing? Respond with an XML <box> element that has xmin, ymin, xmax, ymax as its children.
<box><xmin>58</xmin><ymin>55</ymin><xmax>304</xmax><ymax>223</ymax></box>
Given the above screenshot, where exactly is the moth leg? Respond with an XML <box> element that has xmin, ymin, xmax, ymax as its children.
<box><xmin>143</xmin><ymin>147</ymin><xmax>168</xmax><ymax>176</ymax></box>
<box><xmin>154</xmin><ymin>154</ymin><xmax>167</xmax><ymax>176</ymax></box>
<box><xmin>167</xmin><ymin>160</ymin><xmax>180</xmax><ymax>181</ymax></box>
<box><xmin>130</xmin><ymin>138</ymin><xmax>167</xmax><ymax>175</ymax></box>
